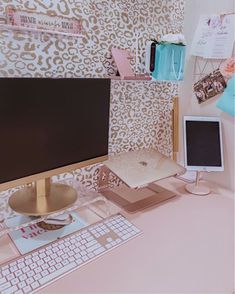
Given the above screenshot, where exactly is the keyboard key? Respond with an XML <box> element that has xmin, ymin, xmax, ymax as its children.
<box><xmin>85</xmin><ymin>240</ymin><xmax>98</xmax><ymax>248</ymax></box>
<box><xmin>55</xmin><ymin>263</ymin><xmax>62</xmax><ymax>270</ymax></box>
<box><xmin>44</xmin><ymin>256</ymin><xmax>51</xmax><ymax>262</ymax></box>
<box><xmin>48</xmin><ymin>266</ymin><xmax>56</xmax><ymax>273</ymax></box>
<box><xmin>63</xmin><ymin>247</ymin><xmax>70</xmax><ymax>253</ymax></box>
<box><xmin>94</xmin><ymin>247</ymin><xmax>105</xmax><ymax>255</ymax></box>
<box><xmin>41</xmin><ymin>270</ymin><xmax>49</xmax><ymax>277</ymax></box>
<box><xmin>22</xmin><ymin>285</ymin><xmax>32</xmax><ymax>293</ymax></box>
<box><xmin>49</xmin><ymin>260</ymin><xmax>56</xmax><ymax>266</ymax></box>
<box><xmin>0</xmin><ymin>277</ymin><xmax>7</xmax><ymax>285</ymax></box>
<box><xmin>82</xmin><ymin>256</ymin><xmax>89</xmax><ymax>262</ymax></box>
<box><xmin>26</xmin><ymin>270</ymin><xmax>34</xmax><ymax>278</ymax></box>
<box><xmin>26</xmin><ymin>277</ymin><xmax>34</xmax><ymax>285</ymax></box>
<box><xmin>62</xmin><ymin>260</ymin><xmax>69</xmax><ymax>266</ymax></box>
<box><xmin>32</xmin><ymin>255</ymin><xmax>40</xmax><ymax>266</ymax></box>
<box><xmin>0</xmin><ymin>281</ymin><xmax>11</xmax><ymax>291</ymax></box>
<box><xmin>87</xmin><ymin>252</ymin><xmax>95</xmax><ymax>258</ymax></box>
<box><xmin>55</xmin><ymin>257</ymin><xmax>62</xmax><ymax>263</ymax></box>
<box><xmin>87</xmin><ymin>243</ymin><xmax>101</xmax><ymax>253</ymax></box>
<box><xmin>76</xmin><ymin>258</ymin><xmax>83</xmax><ymax>265</ymax></box>
<box><xmin>18</xmin><ymin>281</ymin><xmax>26</xmax><ymax>289</ymax></box>
<box><xmin>39</xmin><ymin>253</ymin><xmax>46</xmax><ymax>259</ymax></box>
<box><xmin>22</xmin><ymin>266</ymin><xmax>30</xmax><ymax>274</ymax></box>
<box><xmin>15</xmin><ymin>270</ymin><xmax>23</xmax><ymax>277</ymax></box>
<box><xmin>69</xmin><ymin>244</ymin><xmax>76</xmax><ymax>250</ymax></box>
<box><xmin>15</xmin><ymin>290</ymin><xmax>23</xmax><ymax>294</ymax></box>
<box><xmin>105</xmin><ymin>243</ymin><xmax>112</xmax><ymax>249</ymax></box>
<box><xmin>46</xmin><ymin>249</ymin><xmax>52</xmax><ymax>256</ymax></box>
<box><xmin>75</xmin><ymin>236</ymin><xmax>81</xmax><ymax>242</ymax></box>
<box><xmin>39</xmin><ymin>262</ymin><xmax>76</xmax><ymax>285</ymax></box>
<box><xmin>61</xmin><ymin>253</ymin><xmax>69</xmax><ymax>260</ymax></box>
<box><xmin>59</xmin><ymin>244</ymin><xmax>65</xmax><ymax>250</ymax></box>
<box><xmin>37</xmin><ymin>260</ymin><xmax>44</xmax><ymax>266</ymax></box>
<box><xmin>31</xmin><ymin>281</ymin><xmax>40</xmax><ymax>289</ymax></box>
<box><xmin>41</xmin><ymin>264</ymin><xmax>49</xmax><ymax>270</ymax></box>
<box><xmin>2</xmin><ymin>285</ymin><xmax>18</xmax><ymax>294</ymax></box>
<box><xmin>11</xmin><ymin>278</ymin><xmax>19</xmax><ymax>285</ymax></box>
<box><xmin>9</xmin><ymin>265</ymin><xmax>18</xmax><ymax>273</ymax></box>
<box><xmin>39</xmin><ymin>248</ymin><xmax>45</xmax><ymax>253</ymax></box>
<box><xmin>68</xmin><ymin>256</ymin><xmax>75</xmax><ymax>262</ymax></box>
<box><xmin>19</xmin><ymin>274</ymin><xmax>27</xmax><ymax>281</ymax></box>
<box><xmin>25</xmin><ymin>260</ymin><xmax>32</xmax><ymax>266</ymax></box>
<box><xmin>29</xmin><ymin>263</ymin><xmax>37</xmax><ymax>270</ymax></box>
<box><xmin>34</xmin><ymin>273</ymin><xmax>42</xmax><ymax>281</ymax></box>
<box><xmin>2</xmin><ymin>269</ymin><xmax>10</xmax><ymax>277</ymax></box>
<box><xmin>18</xmin><ymin>262</ymin><xmax>25</xmax><ymax>269</ymax></box>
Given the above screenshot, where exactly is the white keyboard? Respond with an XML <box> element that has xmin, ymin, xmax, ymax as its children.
<box><xmin>0</xmin><ymin>214</ymin><xmax>141</xmax><ymax>294</ymax></box>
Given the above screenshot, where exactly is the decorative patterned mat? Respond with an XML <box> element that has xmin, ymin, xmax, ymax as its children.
<box><xmin>5</xmin><ymin>212</ymin><xmax>87</xmax><ymax>255</ymax></box>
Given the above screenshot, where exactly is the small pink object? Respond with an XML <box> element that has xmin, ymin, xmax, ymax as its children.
<box><xmin>111</xmin><ymin>47</ymin><xmax>151</xmax><ymax>80</ymax></box>
<box><xmin>220</xmin><ymin>57</ymin><xmax>235</xmax><ymax>79</ymax></box>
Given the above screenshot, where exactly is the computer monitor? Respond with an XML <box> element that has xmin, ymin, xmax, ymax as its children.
<box><xmin>183</xmin><ymin>116</ymin><xmax>224</xmax><ymax>195</ymax></box>
<box><xmin>0</xmin><ymin>78</ymin><xmax>110</xmax><ymax>215</ymax></box>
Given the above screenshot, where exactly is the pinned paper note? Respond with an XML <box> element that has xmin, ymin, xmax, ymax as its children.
<box><xmin>191</xmin><ymin>14</ymin><xmax>235</xmax><ymax>59</ymax></box>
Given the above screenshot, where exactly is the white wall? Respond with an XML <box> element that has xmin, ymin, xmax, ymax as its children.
<box><xmin>179</xmin><ymin>0</ymin><xmax>235</xmax><ymax>191</ymax></box>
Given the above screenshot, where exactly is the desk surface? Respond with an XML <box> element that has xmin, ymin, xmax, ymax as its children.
<box><xmin>1</xmin><ymin>177</ymin><xmax>234</xmax><ymax>293</ymax></box>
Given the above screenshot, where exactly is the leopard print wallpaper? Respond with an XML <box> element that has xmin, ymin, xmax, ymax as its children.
<box><xmin>0</xmin><ymin>0</ymin><xmax>184</xmax><ymax>219</ymax></box>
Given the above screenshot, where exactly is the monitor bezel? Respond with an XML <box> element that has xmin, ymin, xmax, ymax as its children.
<box><xmin>0</xmin><ymin>155</ymin><xmax>108</xmax><ymax>192</ymax></box>
<box><xmin>183</xmin><ymin>115</ymin><xmax>224</xmax><ymax>172</ymax></box>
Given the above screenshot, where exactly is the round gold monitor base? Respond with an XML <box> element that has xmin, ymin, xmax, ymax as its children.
<box><xmin>8</xmin><ymin>183</ymin><xmax>78</xmax><ymax>216</ymax></box>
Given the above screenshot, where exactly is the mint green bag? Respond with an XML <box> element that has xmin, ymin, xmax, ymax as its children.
<box><xmin>152</xmin><ymin>43</ymin><xmax>186</xmax><ymax>81</ymax></box>
<box><xmin>216</xmin><ymin>75</ymin><xmax>235</xmax><ymax>117</ymax></box>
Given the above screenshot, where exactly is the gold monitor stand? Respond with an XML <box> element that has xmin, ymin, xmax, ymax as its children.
<box><xmin>8</xmin><ymin>178</ymin><xmax>78</xmax><ymax>216</ymax></box>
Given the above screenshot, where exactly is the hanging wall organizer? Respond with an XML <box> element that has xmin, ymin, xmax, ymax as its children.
<box><xmin>0</xmin><ymin>8</ymin><xmax>83</xmax><ymax>38</ymax></box>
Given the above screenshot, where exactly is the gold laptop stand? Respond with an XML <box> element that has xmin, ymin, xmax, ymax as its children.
<box><xmin>98</xmin><ymin>165</ymin><xmax>176</xmax><ymax>213</ymax></box>
<box><xmin>97</xmin><ymin>148</ymin><xmax>185</xmax><ymax>213</ymax></box>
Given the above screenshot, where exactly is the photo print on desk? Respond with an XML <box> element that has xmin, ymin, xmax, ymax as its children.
<box><xmin>193</xmin><ymin>68</ymin><xmax>227</xmax><ymax>104</ymax></box>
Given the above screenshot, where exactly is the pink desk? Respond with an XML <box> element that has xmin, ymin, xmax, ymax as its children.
<box><xmin>1</xmin><ymin>177</ymin><xmax>234</xmax><ymax>293</ymax></box>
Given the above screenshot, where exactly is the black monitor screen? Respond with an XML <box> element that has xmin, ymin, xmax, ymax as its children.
<box><xmin>186</xmin><ymin>120</ymin><xmax>222</xmax><ymax>167</ymax></box>
<box><xmin>0</xmin><ymin>78</ymin><xmax>110</xmax><ymax>184</ymax></box>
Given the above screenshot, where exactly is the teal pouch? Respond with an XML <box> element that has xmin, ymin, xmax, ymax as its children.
<box><xmin>152</xmin><ymin>43</ymin><xmax>186</xmax><ymax>81</ymax></box>
<box><xmin>216</xmin><ymin>75</ymin><xmax>235</xmax><ymax>117</ymax></box>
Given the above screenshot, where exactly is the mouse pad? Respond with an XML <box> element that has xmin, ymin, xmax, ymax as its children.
<box><xmin>5</xmin><ymin>212</ymin><xmax>87</xmax><ymax>255</ymax></box>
